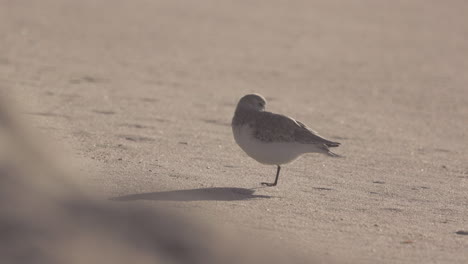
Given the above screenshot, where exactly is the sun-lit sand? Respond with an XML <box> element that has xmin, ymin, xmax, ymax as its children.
<box><xmin>1</xmin><ymin>0</ymin><xmax>467</xmax><ymax>263</ymax></box>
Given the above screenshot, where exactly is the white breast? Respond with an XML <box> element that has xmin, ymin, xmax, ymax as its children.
<box><xmin>232</xmin><ymin>125</ymin><xmax>311</xmax><ymax>165</ymax></box>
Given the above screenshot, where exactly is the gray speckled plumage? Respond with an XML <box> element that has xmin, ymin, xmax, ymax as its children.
<box><xmin>233</xmin><ymin>108</ymin><xmax>340</xmax><ymax>146</ymax></box>
<box><xmin>231</xmin><ymin>94</ymin><xmax>340</xmax><ymax>156</ymax></box>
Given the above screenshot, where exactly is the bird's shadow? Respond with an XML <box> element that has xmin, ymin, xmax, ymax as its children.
<box><xmin>110</xmin><ymin>187</ymin><xmax>271</xmax><ymax>202</ymax></box>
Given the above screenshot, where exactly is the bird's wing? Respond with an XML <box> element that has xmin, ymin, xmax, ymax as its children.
<box><xmin>293</xmin><ymin>120</ymin><xmax>340</xmax><ymax>147</ymax></box>
<box><xmin>252</xmin><ymin>111</ymin><xmax>340</xmax><ymax>147</ymax></box>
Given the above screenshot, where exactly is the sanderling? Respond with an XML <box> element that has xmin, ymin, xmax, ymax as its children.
<box><xmin>232</xmin><ymin>94</ymin><xmax>341</xmax><ymax>186</ymax></box>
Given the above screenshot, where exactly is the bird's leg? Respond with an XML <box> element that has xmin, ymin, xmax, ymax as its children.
<box><xmin>261</xmin><ymin>165</ymin><xmax>281</xmax><ymax>187</ymax></box>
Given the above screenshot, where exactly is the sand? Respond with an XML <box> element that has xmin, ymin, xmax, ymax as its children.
<box><xmin>1</xmin><ymin>0</ymin><xmax>467</xmax><ymax>263</ymax></box>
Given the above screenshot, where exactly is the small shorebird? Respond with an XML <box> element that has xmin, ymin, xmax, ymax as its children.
<box><xmin>232</xmin><ymin>94</ymin><xmax>341</xmax><ymax>186</ymax></box>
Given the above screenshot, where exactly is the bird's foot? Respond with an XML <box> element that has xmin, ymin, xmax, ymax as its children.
<box><xmin>261</xmin><ymin>182</ymin><xmax>277</xmax><ymax>187</ymax></box>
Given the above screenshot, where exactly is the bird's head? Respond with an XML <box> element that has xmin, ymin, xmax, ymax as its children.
<box><xmin>236</xmin><ymin>94</ymin><xmax>267</xmax><ymax>111</ymax></box>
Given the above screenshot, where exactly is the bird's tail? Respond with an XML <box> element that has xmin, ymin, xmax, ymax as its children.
<box><xmin>325</xmin><ymin>141</ymin><xmax>340</xmax><ymax>148</ymax></box>
<box><xmin>326</xmin><ymin>150</ymin><xmax>344</xmax><ymax>158</ymax></box>
<box><xmin>319</xmin><ymin>144</ymin><xmax>344</xmax><ymax>158</ymax></box>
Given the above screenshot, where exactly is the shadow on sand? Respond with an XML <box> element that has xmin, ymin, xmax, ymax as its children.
<box><xmin>111</xmin><ymin>187</ymin><xmax>271</xmax><ymax>202</ymax></box>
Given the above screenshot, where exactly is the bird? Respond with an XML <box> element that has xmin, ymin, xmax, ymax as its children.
<box><xmin>231</xmin><ymin>94</ymin><xmax>341</xmax><ymax>186</ymax></box>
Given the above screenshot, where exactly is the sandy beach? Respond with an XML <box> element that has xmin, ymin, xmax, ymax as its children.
<box><xmin>1</xmin><ymin>0</ymin><xmax>467</xmax><ymax>263</ymax></box>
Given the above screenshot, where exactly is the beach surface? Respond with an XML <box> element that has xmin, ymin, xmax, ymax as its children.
<box><xmin>1</xmin><ymin>0</ymin><xmax>467</xmax><ymax>263</ymax></box>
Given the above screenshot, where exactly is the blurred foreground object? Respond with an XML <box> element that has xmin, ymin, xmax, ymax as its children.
<box><xmin>0</xmin><ymin>95</ymin><xmax>312</xmax><ymax>264</ymax></box>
